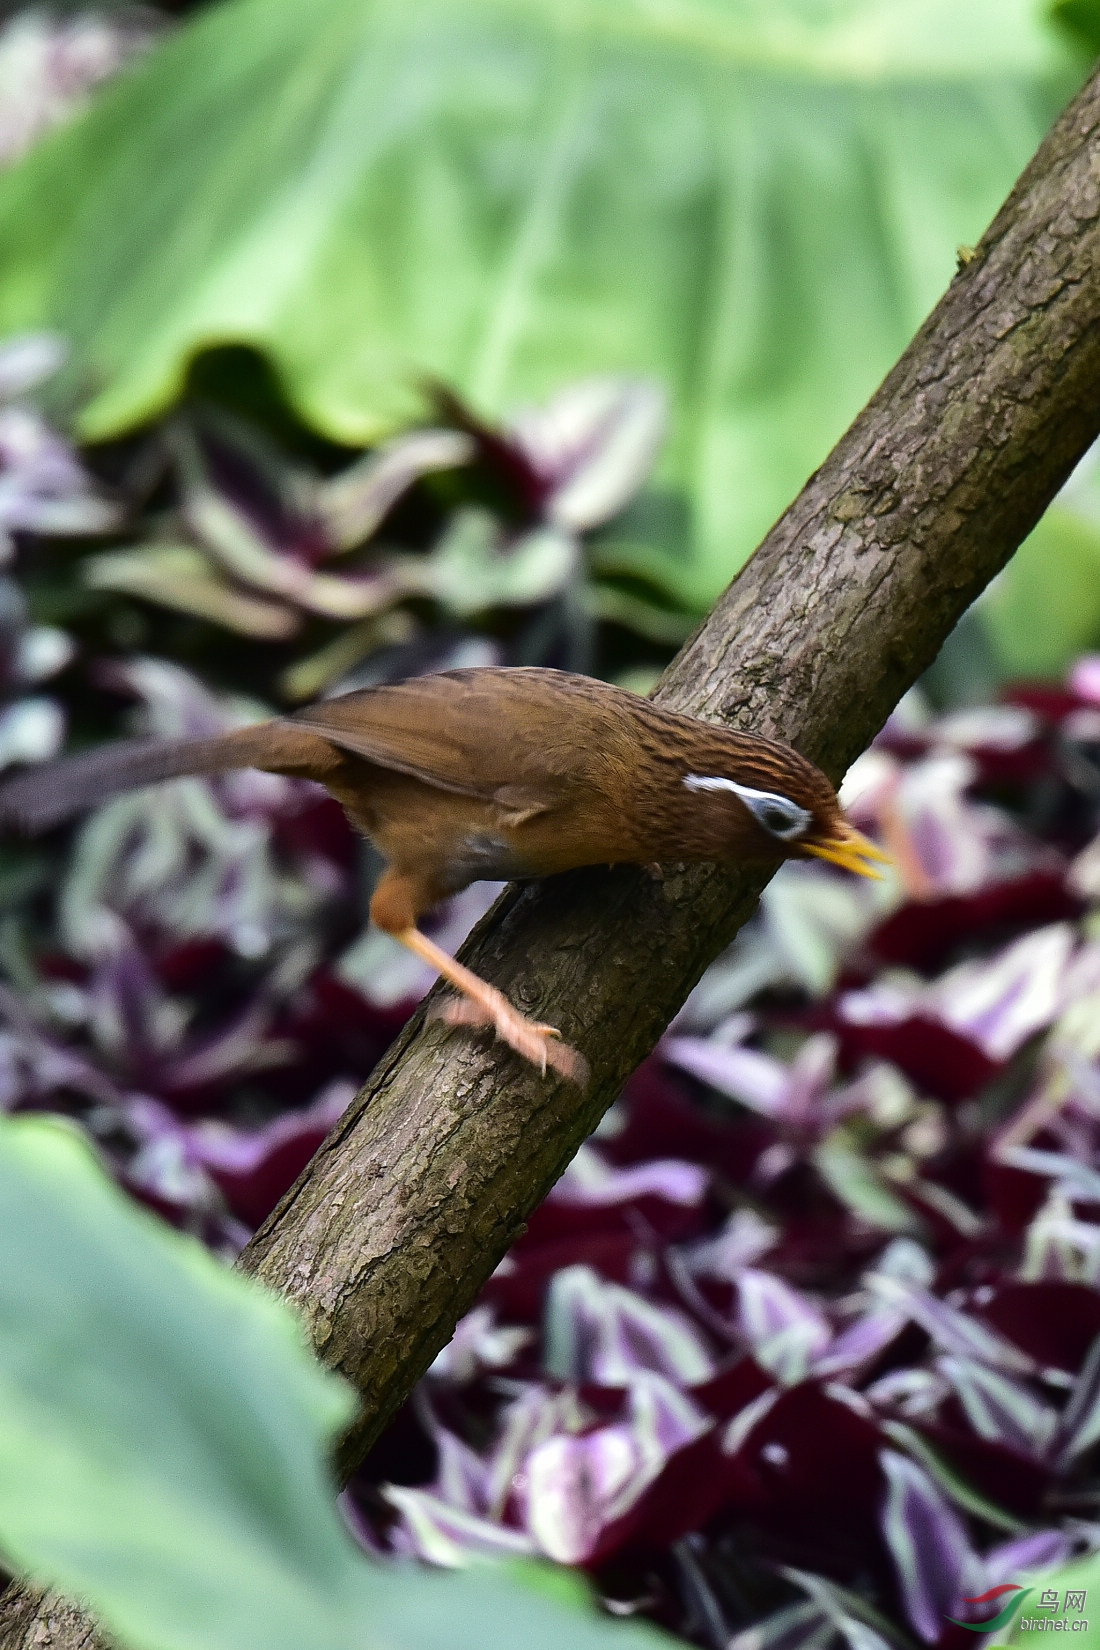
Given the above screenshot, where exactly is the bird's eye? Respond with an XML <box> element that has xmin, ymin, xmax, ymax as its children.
<box><xmin>759</xmin><ymin>802</ymin><xmax>794</xmax><ymax>832</ymax></box>
<box><xmin>748</xmin><ymin>794</ymin><xmax>812</xmax><ymax>841</ymax></box>
<box><xmin>683</xmin><ymin>774</ymin><xmax>812</xmax><ymax>842</ymax></box>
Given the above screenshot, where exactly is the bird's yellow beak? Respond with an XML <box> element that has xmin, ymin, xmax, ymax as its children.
<box><xmin>802</xmin><ymin>822</ymin><xmax>891</xmax><ymax>880</ymax></box>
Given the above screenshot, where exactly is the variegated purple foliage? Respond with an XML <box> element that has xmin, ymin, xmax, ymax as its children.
<box><xmin>0</xmin><ymin>634</ymin><xmax>407</xmax><ymax>1248</ymax></box>
<box><xmin>0</xmin><ymin>324</ymin><xmax>127</xmax><ymax>972</ymax></box>
<box><xmin>335</xmin><ymin>669</ymin><xmax>1100</xmax><ymax>1648</ymax></box>
<box><xmin>0</xmin><ymin>333</ymin><xmax>118</xmax><ymax>772</ymax></box>
<box><xmin>6</xmin><ymin>347</ymin><xmax>1100</xmax><ymax>1646</ymax></box>
<box><xmin>82</xmin><ymin>376</ymin><xmax>670</xmax><ymax>699</ymax></box>
<box><xmin>0</xmin><ymin>9</ymin><xmax>158</xmax><ymax>171</ymax></box>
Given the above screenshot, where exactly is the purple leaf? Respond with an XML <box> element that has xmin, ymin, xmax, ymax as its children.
<box><xmin>984</xmin><ymin>1528</ymin><xmax>1073</xmax><ymax>1583</ymax></box>
<box><xmin>879</xmin><ymin>1450</ymin><xmax>978</xmax><ymax>1642</ymax></box>
<box><xmin>0</xmin><ymin>17</ymin><xmax>154</xmax><ymax>169</ymax></box>
<box><xmin>1052</xmin><ymin>1335</ymin><xmax>1100</xmax><ymax>1466</ymax></box>
<box><xmin>934</xmin><ymin>1357</ymin><xmax>1057</xmax><ymax>1458</ymax></box>
<box><xmin>869</xmin><ymin>1278</ymin><xmax>1039</xmax><ymax>1376</ymax></box>
<box><xmin>520</xmin><ymin>1374</ymin><xmax>708</xmax><ymax>1564</ymax></box>
<box><xmin>664</xmin><ymin>1031</ymin><xmax>840</xmax><ymax>1133</ymax></box>
<box><xmin>523</xmin><ymin>1424</ymin><xmax>645</xmax><ymax>1563</ymax></box>
<box><xmin>509</xmin><ymin>377</ymin><xmax>666</xmax><ymax>533</ymax></box>
<box><xmin>318</xmin><ymin>428</ymin><xmax>475</xmax><ymax>550</ymax></box>
<box><xmin>543</xmin><ymin>1265</ymin><xmax>715</xmax><ymax>1386</ymax></box>
<box><xmin>1069</xmin><ymin>655</ymin><xmax>1100</xmax><ymax>704</ymax></box>
<box><xmin>383</xmin><ymin>1486</ymin><xmax>535</xmax><ymax>1566</ymax></box>
<box><xmin>813</xmin><ymin>1309</ymin><xmax>908</xmax><ymax>1380</ymax></box>
<box><xmin>189</xmin><ymin>1078</ymin><xmax>354</xmax><ymax>1227</ymax></box>
<box><xmin>728</xmin><ymin>1602</ymin><xmax>834</xmax><ymax>1650</ymax></box>
<box><xmin>736</xmin><ymin>1271</ymin><xmax>832</xmax><ymax>1384</ymax></box>
<box><xmin>663</xmin><ymin>1034</ymin><xmax>790</xmax><ymax>1116</ymax></box>
<box><xmin>432</xmin><ymin>1425</ymin><xmax>490</xmax><ymax>1514</ymax></box>
<box><xmin>0</xmin><ymin>983</ymin><xmax>119</xmax><ymax>1110</ymax></box>
<box><xmin>551</xmin><ymin>1144</ymin><xmax>709</xmax><ymax>1210</ymax></box>
<box><xmin>95</xmin><ymin>656</ymin><xmax>242</xmax><ymax>740</ymax></box>
<box><xmin>840</xmin><ymin>925</ymin><xmax>1091</xmax><ymax>1066</ymax></box>
<box><xmin>0</xmin><ymin>403</ymin><xmax>119</xmax><ymax>545</ymax></box>
<box><xmin>678</xmin><ymin>1210</ymin><xmax>778</xmax><ymax>1281</ymax></box>
<box><xmin>0</xmin><ymin>332</ymin><xmax>66</xmax><ymax>397</ymax></box>
<box><xmin>428</xmin><ymin>1305</ymin><xmax>532</xmax><ymax>1384</ymax></box>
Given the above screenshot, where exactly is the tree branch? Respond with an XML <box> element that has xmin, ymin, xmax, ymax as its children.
<box><xmin>4</xmin><ymin>61</ymin><xmax>1100</xmax><ymax>1650</ymax></box>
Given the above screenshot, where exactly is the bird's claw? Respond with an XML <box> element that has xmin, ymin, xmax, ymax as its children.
<box><xmin>431</xmin><ymin>993</ymin><xmax>587</xmax><ymax>1084</ymax></box>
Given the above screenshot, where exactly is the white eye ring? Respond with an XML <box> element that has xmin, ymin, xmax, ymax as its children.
<box><xmin>683</xmin><ymin>774</ymin><xmax>812</xmax><ymax>842</ymax></box>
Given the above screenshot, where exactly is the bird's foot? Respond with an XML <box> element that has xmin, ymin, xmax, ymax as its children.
<box><xmin>395</xmin><ymin>922</ymin><xmax>588</xmax><ymax>1083</ymax></box>
<box><xmin>431</xmin><ymin>992</ymin><xmax>588</xmax><ymax>1084</ymax></box>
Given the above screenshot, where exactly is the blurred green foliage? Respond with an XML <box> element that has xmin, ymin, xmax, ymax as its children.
<box><xmin>0</xmin><ymin>1111</ymin><xmax>680</xmax><ymax>1650</ymax></box>
<box><xmin>0</xmin><ymin>0</ymin><xmax>1089</xmax><ymax>618</ymax></box>
<box><xmin>1052</xmin><ymin>0</ymin><xmax>1100</xmax><ymax>52</ymax></box>
<box><xmin>1005</xmin><ymin>1552</ymin><xmax>1100</xmax><ymax>1646</ymax></box>
<box><xmin>984</xmin><ymin>488</ymin><xmax>1100</xmax><ymax>683</ymax></box>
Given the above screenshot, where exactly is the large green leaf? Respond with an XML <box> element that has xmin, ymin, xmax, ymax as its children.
<box><xmin>0</xmin><ymin>0</ymin><xmax>1085</xmax><ymax>606</ymax></box>
<box><xmin>980</xmin><ymin>456</ymin><xmax>1100</xmax><ymax>680</ymax></box>
<box><xmin>0</xmin><ymin>1113</ymin><xmax>678</xmax><ymax>1650</ymax></box>
<box><xmin>0</xmin><ymin>1114</ymin><xmax>362</xmax><ymax>1650</ymax></box>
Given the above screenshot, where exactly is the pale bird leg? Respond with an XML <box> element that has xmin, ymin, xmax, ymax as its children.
<box><xmin>396</xmin><ymin>926</ymin><xmax>587</xmax><ymax>1084</ymax></box>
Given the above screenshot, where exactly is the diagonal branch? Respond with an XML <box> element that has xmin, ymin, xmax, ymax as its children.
<box><xmin>4</xmin><ymin>59</ymin><xmax>1100</xmax><ymax>1650</ymax></box>
<box><xmin>243</xmin><ymin>61</ymin><xmax>1100</xmax><ymax>1472</ymax></box>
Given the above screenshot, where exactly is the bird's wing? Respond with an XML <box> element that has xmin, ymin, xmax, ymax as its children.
<box><xmin>288</xmin><ymin>669</ymin><xmax>583</xmax><ymax>809</ymax></box>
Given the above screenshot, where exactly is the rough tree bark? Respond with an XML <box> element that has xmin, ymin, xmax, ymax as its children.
<box><xmin>4</xmin><ymin>61</ymin><xmax>1100</xmax><ymax>1650</ymax></box>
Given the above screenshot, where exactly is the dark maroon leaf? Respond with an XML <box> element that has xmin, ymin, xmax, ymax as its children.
<box><xmin>691</xmin><ymin>1358</ymin><xmax>774</xmax><ymax>1421</ymax></box>
<box><xmin>1002</xmin><ymin>686</ymin><xmax>1084</xmax><ymax>722</ymax></box>
<box><xmin>977</xmin><ymin>1282</ymin><xmax>1100</xmax><ymax>1374</ymax></box>
<box><xmin>272</xmin><ymin>794</ymin><xmax>358</xmax><ymax>871</ymax></box>
<box><xmin>816</xmin><ymin>1012</ymin><xmax>1001</xmax><ymax>1104</ymax></box>
<box><xmin>870</xmin><ymin>875</ymin><xmax>1080</xmax><ymax>976</ymax></box>
<box><xmin>482</xmin><ymin>1233</ymin><xmax>642</xmax><ymax>1323</ymax></box>
<box><xmin>729</xmin><ymin>1385</ymin><xmax>889</xmax><ymax>1582</ymax></box>
<box><xmin>605</xmin><ymin>1058</ymin><xmax>775</xmax><ymax>1182</ymax></box>
<box><xmin>981</xmin><ymin>1158</ymin><xmax>1051</xmax><ymax>1235</ymax></box>
<box><xmin>913</xmin><ymin>1420</ymin><xmax>1050</xmax><ymax>1517</ymax></box>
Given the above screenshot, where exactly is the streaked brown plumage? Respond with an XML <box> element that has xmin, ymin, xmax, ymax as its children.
<box><xmin>0</xmin><ymin>667</ymin><xmax>887</xmax><ymax>1080</ymax></box>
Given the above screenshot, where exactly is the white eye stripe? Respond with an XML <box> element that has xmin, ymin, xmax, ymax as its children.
<box><xmin>684</xmin><ymin>774</ymin><xmax>749</xmax><ymax>797</ymax></box>
<box><xmin>683</xmin><ymin>774</ymin><xmax>812</xmax><ymax>842</ymax></box>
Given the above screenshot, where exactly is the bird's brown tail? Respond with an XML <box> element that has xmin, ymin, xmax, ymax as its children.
<box><xmin>0</xmin><ymin>723</ymin><xmax>294</xmax><ymax>834</ymax></box>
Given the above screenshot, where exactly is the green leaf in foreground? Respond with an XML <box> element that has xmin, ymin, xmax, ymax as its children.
<box><xmin>0</xmin><ymin>1113</ymin><xmax>679</xmax><ymax>1650</ymax></box>
<box><xmin>0</xmin><ymin>1114</ymin><xmax>361</xmax><ymax>1650</ymax></box>
<box><xmin>1006</xmin><ymin>1552</ymin><xmax>1100</xmax><ymax>1649</ymax></box>
<box><xmin>0</xmin><ymin>0</ymin><xmax>1085</xmax><ymax>606</ymax></box>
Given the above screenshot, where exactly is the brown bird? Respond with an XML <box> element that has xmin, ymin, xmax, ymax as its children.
<box><xmin>0</xmin><ymin>667</ymin><xmax>887</xmax><ymax>1080</ymax></box>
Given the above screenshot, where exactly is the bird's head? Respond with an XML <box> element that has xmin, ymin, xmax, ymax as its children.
<box><xmin>682</xmin><ymin>742</ymin><xmax>888</xmax><ymax>879</ymax></box>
